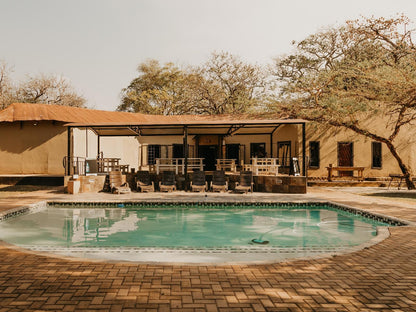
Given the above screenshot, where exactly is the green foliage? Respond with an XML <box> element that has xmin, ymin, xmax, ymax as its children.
<box><xmin>118</xmin><ymin>60</ymin><xmax>196</xmax><ymax>115</ymax></box>
<box><xmin>118</xmin><ymin>52</ymin><xmax>268</xmax><ymax>115</ymax></box>
<box><xmin>272</xmin><ymin>15</ymin><xmax>416</xmax><ymax>129</ymax></box>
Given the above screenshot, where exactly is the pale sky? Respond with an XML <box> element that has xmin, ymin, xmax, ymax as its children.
<box><xmin>1</xmin><ymin>0</ymin><xmax>416</xmax><ymax>111</ymax></box>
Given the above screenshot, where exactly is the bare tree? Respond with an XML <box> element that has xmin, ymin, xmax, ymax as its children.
<box><xmin>0</xmin><ymin>61</ymin><xmax>86</xmax><ymax>109</ymax></box>
<box><xmin>0</xmin><ymin>61</ymin><xmax>15</xmax><ymax>109</ymax></box>
<box><xmin>16</xmin><ymin>74</ymin><xmax>86</xmax><ymax>107</ymax></box>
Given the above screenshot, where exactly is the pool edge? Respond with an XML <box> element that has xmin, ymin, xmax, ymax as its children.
<box><xmin>0</xmin><ymin>199</ymin><xmax>411</xmax><ymax>265</ymax></box>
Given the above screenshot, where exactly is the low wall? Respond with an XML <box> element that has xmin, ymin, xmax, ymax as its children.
<box><xmin>127</xmin><ymin>172</ymin><xmax>307</xmax><ymax>194</ymax></box>
<box><xmin>254</xmin><ymin>175</ymin><xmax>307</xmax><ymax>194</ymax></box>
<box><xmin>63</xmin><ymin>172</ymin><xmax>307</xmax><ymax>194</ymax></box>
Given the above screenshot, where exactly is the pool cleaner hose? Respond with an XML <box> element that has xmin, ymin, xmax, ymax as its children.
<box><xmin>251</xmin><ymin>238</ymin><xmax>269</xmax><ymax>244</ymax></box>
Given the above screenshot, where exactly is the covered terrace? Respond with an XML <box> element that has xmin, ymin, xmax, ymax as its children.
<box><xmin>65</xmin><ymin>116</ymin><xmax>308</xmax><ymax>193</ymax></box>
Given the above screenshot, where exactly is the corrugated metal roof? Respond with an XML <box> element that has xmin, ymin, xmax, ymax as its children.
<box><xmin>0</xmin><ymin>103</ymin><xmax>306</xmax><ymax>126</ymax></box>
<box><xmin>0</xmin><ymin>103</ymin><xmax>157</xmax><ymax>123</ymax></box>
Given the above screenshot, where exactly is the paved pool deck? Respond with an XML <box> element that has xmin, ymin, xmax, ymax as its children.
<box><xmin>0</xmin><ymin>187</ymin><xmax>416</xmax><ymax>311</ymax></box>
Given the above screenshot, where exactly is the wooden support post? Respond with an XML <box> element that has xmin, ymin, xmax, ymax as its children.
<box><xmin>97</xmin><ymin>135</ymin><xmax>100</xmax><ymax>157</ymax></box>
<box><xmin>302</xmin><ymin>123</ymin><xmax>306</xmax><ymax>176</ymax></box>
<box><xmin>67</xmin><ymin>127</ymin><xmax>72</xmax><ymax>176</ymax></box>
<box><xmin>183</xmin><ymin>126</ymin><xmax>189</xmax><ymax>191</ymax></box>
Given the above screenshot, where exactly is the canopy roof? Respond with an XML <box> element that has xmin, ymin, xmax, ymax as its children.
<box><xmin>0</xmin><ymin>103</ymin><xmax>306</xmax><ymax>136</ymax></box>
<box><xmin>66</xmin><ymin>119</ymin><xmax>306</xmax><ymax>136</ymax></box>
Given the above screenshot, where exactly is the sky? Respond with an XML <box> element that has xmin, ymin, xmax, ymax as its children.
<box><xmin>1</xmin><ymin>0</ymin><xmax>416</xmax><ymax>111</ymax></box>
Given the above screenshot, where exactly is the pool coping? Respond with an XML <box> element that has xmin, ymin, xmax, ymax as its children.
<box><xmin>0</xmin><ymin>199</ymin><xmax>414</xmax><ymax>265</ymax></box>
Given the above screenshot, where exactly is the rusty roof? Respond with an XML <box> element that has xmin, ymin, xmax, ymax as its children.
<box><xmin>0</xmin><ymin>103</ymin><xmax>306</xmax><ymax>126</ymax></box>
<box><xmin>0</xmin><ymin>103</ymin><xmax>157</xmax><ymax>123</ymax></box>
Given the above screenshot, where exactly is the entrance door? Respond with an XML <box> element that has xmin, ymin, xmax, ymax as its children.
<box><xmin>277</xmin><ymin>141</ymin><xmax>291</xmax><ymax>168</ymax></box>
<box><xmin>172</xmin><ymin>144</ymin><xmax>184</xmax><ymax>158</ymax></box>
<box><xmin>338</xmin><ymin>142</ymin><xmax>353</xmax><ymax>176</ymax></box>
<box><xmin>198</xmin><ymin>145</ymin><xmax>218</xmax><ymax>171</ymax></box>
<box><xmin>226</xmin><ymin>144</ymin><xmax>240</xmax><ymax>163</ymax></box>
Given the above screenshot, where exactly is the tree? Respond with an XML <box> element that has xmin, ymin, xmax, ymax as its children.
<box><xmin>15</xmin><ymin>74</ymin><xmax>86</xmax><ymax>107</ymax></box>
<box><xmin>118</xmin><ymin>59</ymin><xmax>198</xmax><ymax>115</ymax></box>
<box><xmin>0</xmin><ymin>62</ymin><xmax>86</xmax><ymax>109</ymax></box>
<box><xmin>194</xmin><ymin>52</ymin><xmax>267</xmax><ymax>114</ymax></box>
<box><xmin>271</xmin><ymin>15</ymin><xmax>416</xmax><ymax>189</ymax></box>
<box><xmin>0</xmin><ymin>60</ymin><xmax>15</xmax><ymax>110</ymax></box>
<box><xmin>118</xmin><ymin>52</ymin><xmax>268</xmax><ymax>115</ymax></box>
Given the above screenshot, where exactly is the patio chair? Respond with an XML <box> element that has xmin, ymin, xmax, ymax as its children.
<box><xmin>135</xmin><ymin>171</ymin><xmax>154</xmax><ymax>192</ymax></box>
<box><xmin>159</xmin><ymin>171</ymin><xmax>177</xmax><ymax>192</ymax></box>
<box><xmin>235</xmin><ymin>171</ymin><xmax>254</xmax><ymax>194</ymax></box>
<box><xmin>109</xmin><ymin>171</ymin><xmax>131</xmax><ymax>194</ymax></box>
<box><xmin>190</xmin><ymin>170</ymin><xmax>207</xmax><ymax>192</ymax></box>
<box><xmin>210</xmin><ymin>170</ymin><xmax>228</xmax><ymax>192</ymax></box>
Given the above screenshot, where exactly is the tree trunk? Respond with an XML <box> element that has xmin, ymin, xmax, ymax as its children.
<box><xmin>385</xmin><ymin>141</ymin><xmax>416</xmax><ymax>190</ymax></box>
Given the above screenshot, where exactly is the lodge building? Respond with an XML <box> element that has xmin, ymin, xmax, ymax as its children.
<box><xmin>0</xmin><ymin>103</ymin><xmax>414</xmax><ymax>192</ymax></box>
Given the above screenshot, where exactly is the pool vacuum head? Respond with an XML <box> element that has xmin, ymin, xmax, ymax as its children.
<box><xmin>251</xmin><ymin>239</ymin><xmax>269</xmax><ymax>244</ymax></box>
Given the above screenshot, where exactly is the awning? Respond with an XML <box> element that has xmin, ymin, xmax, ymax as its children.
<box><xmin>65</xmin><ymin>119</ymin><xmax>307</xmax><ymax>136</ymax></box>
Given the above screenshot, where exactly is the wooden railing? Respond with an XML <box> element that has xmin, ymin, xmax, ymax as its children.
<box><xmin>63</xmin><ymin>156</ymin><xmax>86</xmax><ymax>176</ymax></box>
<box><xmin>216</xmin><ymin>159</ymin><xmax>237</xmax><ymax>172</ymax></box>
<box><xmin>97</xmin><ymin>158</ymin><xmax>129</xmax><ymax>173</ymax></box>
<box><xmin>243</xmin><ymin>158</ymin><xmax>279</xmax><ymax>176</ymax></box>
<box><xmin>155</xmin><ymin>158</ymin><xmax>204</xmax><ymax>174</ymax></box>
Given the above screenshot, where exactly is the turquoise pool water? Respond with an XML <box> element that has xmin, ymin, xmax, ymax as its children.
<box><xmin>0</xmin><ymin>204</ymin><xmax>390</xmax><ymax>250</ymax></box>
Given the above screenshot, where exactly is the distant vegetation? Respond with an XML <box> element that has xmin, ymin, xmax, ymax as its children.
<box><xmin>118</xmin><ymin>52</ymin><xmax>269</xmax><ymax>115</ymax></box>
<box><xmin>0</xmin><ymin>62</ymin><xmax>86</xmax><ymax>109</ymax></box>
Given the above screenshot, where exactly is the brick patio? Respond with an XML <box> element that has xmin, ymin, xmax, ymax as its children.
<box><xmin>1</xmin><ymin>187</ymin><xmax>416</xmax><ymax>311</ymax></box>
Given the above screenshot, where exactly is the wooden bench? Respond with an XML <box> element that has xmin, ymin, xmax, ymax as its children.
<box><xmin>388</xmin><ymin>174</ymin><xmax>405</xmax><ymax>190</ymax></box>
<box><xmin>326</xmin><ymin>166</ymin><xmax>365</xmax><ymax>182</ymax></box>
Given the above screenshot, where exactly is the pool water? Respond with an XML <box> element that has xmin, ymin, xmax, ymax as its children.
<box><xmin>0</xmin><ymin>204</ymin><xmax>389</xmax><ymax>250</ymax></box>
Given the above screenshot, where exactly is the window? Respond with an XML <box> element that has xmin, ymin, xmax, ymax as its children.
<box><xmin>147</xmin><ymin>145</ymin><xmax>161</xmax><ymax>165</ymax></box>
<box><xmin>250</xmin><ymin>143</ymin><xmax>266</xmax><ymax>158</ymax></box>
<box><xmin>309</xmin><ymin>141</ymin><xmax>320</xmax><ymax>168</ymax></box>
<box><xmin>372</xmin><ymin>142</ymin><xmax>382</xmax><ymax>169</ymax></box>
<box><xmin>338</xmin><ymin>142</ymin><xmax>353</xmax><ymax>167</ymax></box>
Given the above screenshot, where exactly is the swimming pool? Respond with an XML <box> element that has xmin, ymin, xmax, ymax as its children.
<box><xmin>0</xmin><ymin>202</ymin><xmax>402</xmax><ymax>263</ymax></box>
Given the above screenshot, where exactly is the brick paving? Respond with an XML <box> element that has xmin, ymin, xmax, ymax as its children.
<box><xmin>0</xmin><ymin>187</ymin><xmax>415</xmax><ymax>311</ymax></box>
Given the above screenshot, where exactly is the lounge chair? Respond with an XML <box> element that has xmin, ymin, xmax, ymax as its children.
<box><xmin>210</xmin><ymin>170</ymin><xmax>228</xmax><ymax>192</ymax></box>
<box><xmin>235</xmin><ymin>171</ymin><xmax>254</xmax><ymax>194</ymax></box>
<box><xmin>190</xmin><ymin>170</ymin><xmax>207</xmax><ymax>192</ymax></box>
<box><xmin>109</xmin><ymin>171</ymin><xmax>131</xmax><ymax>194</ymax></box>
<box><xmin>135</xmin><ymin>171</ymin><xmax>154</xmax><ymax>192</ymax></box>
<box><xmin>159</xmin><ymin>171</ymin><xmax>177</xmax><ymax>192</ymax></box>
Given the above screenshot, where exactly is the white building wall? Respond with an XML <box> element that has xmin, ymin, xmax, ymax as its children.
<box><xmin>72</xmin><ymin>128</ymin><xmax>98</xmax><ymax>159</ymax></box>
<box><xmin>99</xmin><ymin>136</ymin><xmax>140</xmax><ymax>171</ymax></box>
<box><xmin>73</xmin><ymin>129</ymin><xmax>140</xmax><ymax>172</ymax></box>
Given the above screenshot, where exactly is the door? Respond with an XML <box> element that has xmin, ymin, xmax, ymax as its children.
<box><xmin>338</xmin><ymin>142</ymin><xmax>353</xmax><ymax>176</ymax></box>
<box><xmin>250</xmin><ymin>143</ymin><xmax>266</xmax><ymax>158</ymax></box>
<box><xmin>277</xmin><ymin>141</ymin><xmax>291</xmax><ymax>168</ymax></box>
<box><xmin>226</xmin><ymin>144</ymin><xmax>240</xmax><ymax>163</ymax></box>
<box><xmin>198</xmin><ymin>145</ymin><xmax>218</xmax><ymax>171</ymax></box>
<box><xmin>172</xmin><ymin>144</ymin><xmax>184</xmax><ymax>158</ymax></box>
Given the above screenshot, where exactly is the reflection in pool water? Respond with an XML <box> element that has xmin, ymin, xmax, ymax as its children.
<box><xmin>0</xmin><ymin>205</ymin><xmax>389</xmax><ymax>250</ymax></box>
